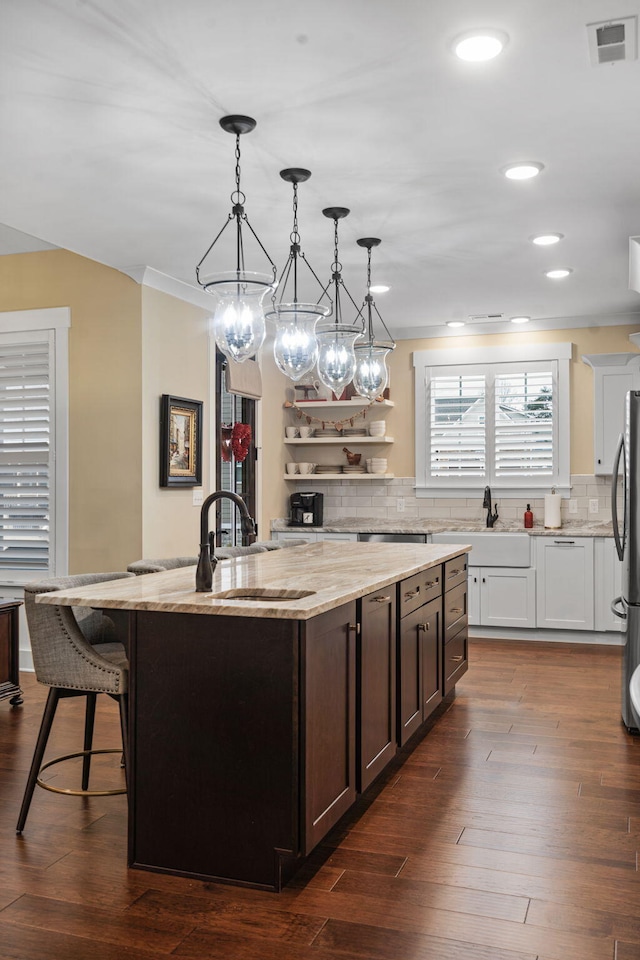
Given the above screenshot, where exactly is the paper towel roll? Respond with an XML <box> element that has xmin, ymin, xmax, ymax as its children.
<box><xmin>544</xmin><ymin>493</ymin><xmax>561</xmax><ymax>529</ymax></box>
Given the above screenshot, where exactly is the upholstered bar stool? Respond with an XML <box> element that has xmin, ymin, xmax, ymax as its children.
<box><xmin>16</xmin><ymin>572</ymin><xmax>134</xmax><ymax>834</ymax></box>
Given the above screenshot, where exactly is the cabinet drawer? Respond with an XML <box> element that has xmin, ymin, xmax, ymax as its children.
<box><xmin>443</xmin><ymin>628</ymin><xmax>468</xmax><ymax>694</ymax></box>
<box><xmin>444</xmin><ymin>581</ymin><xmax>467</xmax><ymax>642</ymax></box>
<box><xmin>398</xmin><ymin>566</ymin><xmax>442</xmax><ymax>618</ymax></box>
<box><xmin>444</xmin><ymin>554</ymin><xmax>467</xmax><ymax>591</ymax></box>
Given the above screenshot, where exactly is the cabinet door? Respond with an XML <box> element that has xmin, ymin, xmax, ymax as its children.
<box><xmin>594</xmin><ymin>537</ymin><xmax>623</xmax><ymax>632</ymax></box>
<box><xmin>303</xmin><ymin>601</ymin><xmax>357</xmax><ymax>854</ymax></box>
<box><xmin>481</xmin><ymin>567</ymin><xmax>536</xmax><ymax>628</ymax></box>
<box><xmin>589</xmin><ymin>359</ymin><xmax>640</xmax><ymax>475</ymax></box>
<box><xmin>468</xmin><ymin>568</ymin><xmax>481</xmax><ymax>626</ymax></box>
<box><xmin>420</xmin><ymin>598</ymin><xmax>443</xmax><ymax>721</ymax></box>
<box><xmin>397</xmin><ymin>597</ymin><xmax>442</xmax><ymax>745</ymax></box>
<box><xmin>536</xmin><ymin>538</ymin><xmax>594</xmax><ymax>630</ymax></box>
<box><xmin>358</xmin><ymin>588</ymin><xmax>396</xmax><ymax>792</ymax></box>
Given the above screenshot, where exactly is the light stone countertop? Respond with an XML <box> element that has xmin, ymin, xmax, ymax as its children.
<box><xmin>271</xmin><ymin>517</ymin><xmax>615</xmax><ymax>537</ymax></box>
<box><xmin>35</xmin><ymin>541</ymin><xmax>471</xmax><ymax>621</ymax></box>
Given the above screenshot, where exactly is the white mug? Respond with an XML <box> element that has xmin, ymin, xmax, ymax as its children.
<box><xmin>285</xmin><ymin>426</ymin><xmax>299</xmax><ymax>438</ymax></box>
<box><xmin>299</xmin><ymin>426</ymin><xmax>314</xmax><ymax>438</ymax></box>
<box><xmin>298</xmin><ymin>462</ymin><xmax>316</xmax><ymax>474</ymax></box>
<box><xmin>286</xmin><ymin>462</ymin><xmax>299</xmax><ymax>474</ymax></box>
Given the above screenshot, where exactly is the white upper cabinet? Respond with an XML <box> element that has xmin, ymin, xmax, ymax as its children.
<box><xmin>582</xmin><ymin>353</ymin><xmax>640</xmax><ymax>475</ymax></box>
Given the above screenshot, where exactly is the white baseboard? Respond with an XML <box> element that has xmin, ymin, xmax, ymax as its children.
<box><xmin>469</xmin><ymin>626</ymin><xmax>623</xmax><ymax>646</ymax></box>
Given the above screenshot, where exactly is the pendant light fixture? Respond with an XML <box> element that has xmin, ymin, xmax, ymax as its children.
<box><xmin>266</xmin><ymin>168</ymin><xmax>330</xmax><ymax>381</ymax></box>
<box><xmin>352</xmin><ymin>238</ymin><xmax>396</xmax><ymax>400</ymax></box>
<box><xmin>195</xmin><ymin>115</ymin><xmax>277</xmax><ymax>363</ymax></box>
<box><xmin>315</xmin><ymin>207</ymin><xmax>362</xmax><ymax>397</ymax></box>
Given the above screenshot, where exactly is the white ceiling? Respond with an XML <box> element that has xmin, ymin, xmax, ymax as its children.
<box><xmin>2</xmin><ymin>0</ymin><xmax>640</xmax><ymax>338</ymax></box>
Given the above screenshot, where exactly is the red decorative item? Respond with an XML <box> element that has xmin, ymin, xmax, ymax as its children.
<box><xmin>231</xmin><ymin>422</ymin><xmax>252</xmax><ymax>463</ymax></box>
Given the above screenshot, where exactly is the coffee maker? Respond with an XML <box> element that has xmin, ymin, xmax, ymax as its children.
<box><xmin>289</xmin><ymin>492</ymin><xmax>323</xmax><ymax>527</ymax></box>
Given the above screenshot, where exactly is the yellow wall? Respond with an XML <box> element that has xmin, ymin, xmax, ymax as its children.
<box><xmin>259</xmin><ymin>337</ymin><xmax>292</xmax><ymax>536</ymax></box>
<box><xmin>140</xmin><ymin>286</ymin><xmax>211</xmax><ymax>558</ymax></box>
<box><xmin>0</xmin><ymin>249</ymin><xmax>143</xmax><ymax>572</ymax></box>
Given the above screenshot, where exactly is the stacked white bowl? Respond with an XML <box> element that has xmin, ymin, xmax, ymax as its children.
<box><xmin>368</xmin><ymin>420</ymin><xmax>386</xmax><ymax>437</ymax></box>
<box><xmin>366</xmin><ymin>457</ymin><xmax>387</xmax><ymax>474</ymax></box>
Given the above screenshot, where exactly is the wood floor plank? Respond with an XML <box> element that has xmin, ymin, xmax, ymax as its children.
<box><xmin>458</xmin><ymin>825</ymin><xmax>637</xmax><ymax>869</ymax></box>
<box><xmin>330</xmin><ymin>870</ymin><xmax>530</xmax><ymax>922</ymax></box>
<box><xmin>0</xmin><ymin>894</ymin><xmax>193</xmax><ymax>952</ymax></box>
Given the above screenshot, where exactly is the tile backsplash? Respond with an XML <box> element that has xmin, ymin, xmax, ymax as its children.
<box><xmin>294</xmin><ymin>475</ymin><xmax>619</xmax><ymax>525</ymax></box>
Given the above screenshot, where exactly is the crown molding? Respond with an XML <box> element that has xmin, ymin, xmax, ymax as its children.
<box><xmin>394</xmin><ymin>312</ymin><xmax>640</xmax><ymax>341</ymax></box>
<box><xmin>120</xmin><ymin>265</ymin><xmax>215</xmax><ymax>311</ymax></box>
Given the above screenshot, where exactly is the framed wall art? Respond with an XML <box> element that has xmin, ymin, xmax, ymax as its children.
<box><xmin>159</xmin><ymin>394</ymin><xmax>203</xmax><ymax>487</ymax></box>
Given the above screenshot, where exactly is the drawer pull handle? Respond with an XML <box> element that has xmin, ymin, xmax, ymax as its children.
<box><xmin>372</xmin><ymin>595</ymin><xmax>391</xmax><ymax>603</ymax></box>
<box><xmin>425</xmin><ymin>579</ymin><xmax>438</xmax><ymax>587</ymax></box>
<box><xmin>450</xmin><ymin>606</ymin><xmax>463</xmax><ymax>614</ymax></box>
<box><xmin>553</xmin><ymin>540</ymin><xmax>575</xmax><ymax>545</ymax></box>
<box><xmin>404</xmin><ymin>588</ymin><xmax>420</xmax><ymax>600</ymax></box>
<box><xmin>449</xmin><ymin>568</ymin><xmax>461</xmax><ymax>576</ymax></box>
<box><xmin>418</xmin><ymin>622</ymin><xmax>429</xmax><ymax>631</ymax></box>
<box><xmin>348</xmin><ymin>623</ymin><xmax>360</xmax><ymax>635</ymax></box>
<box><xmin>450</xmin><ymin>655</ymin><xmax>463</xmax><ymax>662</ymax></box>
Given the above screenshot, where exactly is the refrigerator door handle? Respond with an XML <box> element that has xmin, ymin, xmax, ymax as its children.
<box><xmin>611</xmin><ymin>596</ymin><xmax>627</xmax><ymax>620</ymax></box>
<box><xmin>611</xmin><ymin>432</ymin><xmax>625</xmax><ymax>562</ymax></box>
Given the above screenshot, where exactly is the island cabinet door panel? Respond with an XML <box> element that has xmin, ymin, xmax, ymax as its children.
<box><xmin>129</xmin><ymin>611</ymin><xmax>301</xmax><ymax>891</ymax></box>
<box><xmin>301</xmin><ymin>601</ymin><xmax>357</xmax><ymax>855</ymax></box>
<box><xmin>357</xmin><ymin>588</ymin><xmax>397</xmax><ymax>793</ymax></box>
<box><xmin>420</xmin><ymin>597</ymin><xmax>443</xmax><ymax>721</ymax></box>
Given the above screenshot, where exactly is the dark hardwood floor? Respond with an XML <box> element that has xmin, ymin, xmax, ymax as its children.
<box><xmin>1</xmin><ymin>638</ymin><xmax>638</xmax><ymax>960</ymax></box>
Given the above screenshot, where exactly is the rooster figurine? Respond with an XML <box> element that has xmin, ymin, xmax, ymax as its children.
<box><xmin>343</xmin><ymin>447</ymin><xmax>362</xmax><ymax>466</ymax></box>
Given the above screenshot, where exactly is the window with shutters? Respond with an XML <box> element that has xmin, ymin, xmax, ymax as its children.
<box><xmin>0</xmin><ymin>311</ymin><xmax>69</xmax><ymax>583</ymax></box>
<box><xmin>414</xmin><ymin>343</ymin><xmax>571</xmax><ymax>498</ymax></box>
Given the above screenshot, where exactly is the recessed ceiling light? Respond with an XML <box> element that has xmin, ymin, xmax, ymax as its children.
<box><xmin>453</xmin><ymin>29</ymin><xmax>509</xmax><ymax>61</ymax></box>
<box><xmin>545</xmin><ymin>268</ymin><xmax>572</xmax><ymax>279</ymax></box>
<box><xmin>369</xmin><ymin>284</ymin><xmax>390</xmax><ymax>294</ymax></box>
<box><xmin>510</xmin><ymin>316</ymin><xmax>531</xmax><ymax>324</ymax></box>
<box><xmin>531</xmin><ymin>233</ymin><xmax>563</xmax><ymax>246</ymax></box>
<box><xmin>446</xmin><ymin>320</ymin><xmax>465</xmax><ymax>328</ymax></box>
<box><xmin>502</xmin><ymin>162</ymin><xmax>544</xmax><ymax>180</ymax></box>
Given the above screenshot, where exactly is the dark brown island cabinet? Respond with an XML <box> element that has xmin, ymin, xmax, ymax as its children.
<box><xmin>0</xmin><ymin>600</ymin><xmax>23</xmax><ymax>707</ymax></box>
<box><xmin>128</xmin><ymin>552</ymin><xmax>468</xmax><ymax>891</ymax></box>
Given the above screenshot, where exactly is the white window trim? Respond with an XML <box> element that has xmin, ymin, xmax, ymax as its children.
<box><xmin>413</xmin><ymin>342</ymin><xmax>571</xmax><ymax>499</ymax></box>
<box><xmin>0</xmin><ymin>308</ymin><xmax>70</xmax><ymax>585</ymax></box>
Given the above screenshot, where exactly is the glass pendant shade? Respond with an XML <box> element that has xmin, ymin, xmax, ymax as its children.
<box><xmin>315</xmin><ymin>325</ymin><xmax>360</xmax><ymax>395</ymax></box>
<box><xmin>209</xmin><ymin>271</ymin><xmax>275</xmax><ymax>363</ymax></box>
<box><xmin>353</xmin><ymin>342</ymin><xmax>391</xmax><ymax>400</ymax></box>
<box><xmin>270</xmin><ymin>303</ymin><xmax>329</xmax><ymax>381</ymax></box>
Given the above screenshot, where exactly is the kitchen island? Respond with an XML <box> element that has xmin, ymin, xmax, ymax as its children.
<box><xmin>37</xmin><ymin>541</ymin><xmax>470</xmax><ymax>890</ymax></box>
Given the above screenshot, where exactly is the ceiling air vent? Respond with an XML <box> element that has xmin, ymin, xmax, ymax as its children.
<box><xmin>587</xmin><ymin>16</ymin><xmax>637</xmax><ymax>65</ymax></box>
<box><xmin>469</xmin><ymin>313</ymin><xmax>504</xmax><ymax>324</ymax></box>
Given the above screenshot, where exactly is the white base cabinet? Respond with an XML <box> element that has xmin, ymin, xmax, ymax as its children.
<box><xmin>468</xmin><ymin>566</ymin><xmax>536</xmax><ymax>629</ymax></box>
<box><xmin>535</xmin><ymin>537</ymin><xmax>594</xmax><ymax>630</ymax></box>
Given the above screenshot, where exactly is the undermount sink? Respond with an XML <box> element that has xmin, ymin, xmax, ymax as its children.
<box><xmin>209</xmin><ymin>587</ymin><xmax>316</xmax><ymax>601</ymax></box>
<box><xmin>431</xmin><ymin>531</ymin><xmax>530</xmax><ymax>567</ymax></box>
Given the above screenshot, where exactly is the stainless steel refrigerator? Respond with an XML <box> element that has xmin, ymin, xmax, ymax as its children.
<box><xmin>612</xmin><ymin>390</ymin><xmax>640</xmax><ymax>733</ymax></box>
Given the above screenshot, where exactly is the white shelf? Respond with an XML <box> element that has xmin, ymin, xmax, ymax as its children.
<box><xmin>284</xmin><ymin>436</ymin><xmax>394</xmax><ymax>445</ymax></box>
<box><xmin>284</xmin><ymin>473</ymin><xmax>394</xmax><ymax>481</ymax></box>
<box><xmin>293</xmin><ymin>399</ymin><xmax>394</xmax><ymax>412</ymax></box>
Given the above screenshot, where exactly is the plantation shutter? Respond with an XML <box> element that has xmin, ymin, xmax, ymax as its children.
<box><xmin>0</xmin><ymin>335</ymin><xmax>51</xmax><ymax>573</ymax></box>
<box><xmin>494</xmin><ymin>368</ymin><xmax>554</xmax><ymax>477</ymax></box>
<box><xmin>429</xmin><ymin>371</ymin><xmax>486</xmax><ymax>477</ymax></box>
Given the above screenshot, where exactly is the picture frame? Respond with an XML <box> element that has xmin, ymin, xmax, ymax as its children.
<box><xmin>159</xmin><ymin>394</ymin><xmax>202</xmax><ymax>487</ymax></box>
